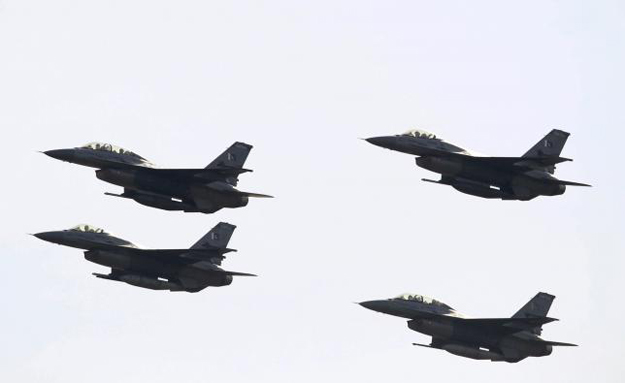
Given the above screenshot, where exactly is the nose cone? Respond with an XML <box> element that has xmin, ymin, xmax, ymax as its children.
<box><xmin>359</xmin><ymin>300</ymin><xmax>390</xmax><ymax>313</ymax></box>
<box><xmin>43</xmin><ymin>149</ymin><xmax>75</xmax><ymax>162</ymax></box>
<box><xmin>32</xmin><ymin>231</ymin><xmax>63</xmax><ymax>244</ymax></box>
<box><xmin>365</xmin><ymin>136</ymin><xmax>397</xmax><ymax>150</ymax></box>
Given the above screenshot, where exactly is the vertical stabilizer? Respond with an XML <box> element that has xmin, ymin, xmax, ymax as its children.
<box><xmin>512</xmin><ymin>292</ymin><xmax>555</xmax><ymax>335</ymax></box>
<box><xmin>191</xmin><ymin>222</ymin><xmax>236</xmax><ymax>249</ymax></box>
<box><xmin>206</xmin><ymin>142</ymin><xmax>253</xmax><ymax>185</ymax></box>
<box><xmin>522</xmin><ymin>129</ymin><xmax>570</xmax><ymax>158</ymax></box>
<box><xmin>206</xmin><ymin>142</ymin><xmax>253</xmax><ymax>170</ymax></box>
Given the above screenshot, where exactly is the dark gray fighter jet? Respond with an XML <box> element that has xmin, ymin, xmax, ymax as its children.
<box><xmin>43</xmin><ymin>142</ymin><xmax>272</xmax><ymax>213</ymax></box>
<box><xmin>365</xmin><ymin>129</ymin><xmax>589</xmax><ymax>200</ymax></box>
<box><xmin>359</xmin><ymin>292</ymin><xmax>576</xmax><ymax>363</ymax></box>
<box><xmin>33</xmin><ymin>222</ymin><xmax>255</xmax><ymax>292</ymax></box>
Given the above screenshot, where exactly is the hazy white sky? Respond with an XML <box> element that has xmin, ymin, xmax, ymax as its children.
<box><xmin>1</xmin><ymin>1</ymin><xmax>624</xmax><ymax>381</ymax></box>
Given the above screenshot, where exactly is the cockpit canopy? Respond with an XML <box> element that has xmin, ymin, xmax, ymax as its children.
<box><xmin>401</xmin><ymin>129</ymin><xmax>439</xmax><ymax>140</ymax></box>
<box><xmin>80</xmin><ymin>142</ymin><xmax>149</xmax><ymax>161</ymax></box>
<box><xmin>69</xmin><ymin>224</ymin><xmax>108</xmax><ymax>234</ymax></box>
<box><xmin>393</xmin><ymin>293</ymin><xmax>453</xmax><ymax>309</ymax></box>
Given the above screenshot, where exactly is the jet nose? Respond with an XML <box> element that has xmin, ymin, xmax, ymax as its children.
<box><xmin>364</xmin><ymin>136</ymin><xmax>396</xmax><ymax>149</ymax></box>
<box><xmin>32</xmin><ymin>231</ymin><xmax>62</xmax><ymax>243</ymax></box>
<box><xmin>359</xmin><ymin>300</ymin><xmax>388</xmax><ymax>313</ymax></box>
<box><xmin>43</xmin><ymin>149</ymin><xmax>74</xmax><ymax>162</ymax></box>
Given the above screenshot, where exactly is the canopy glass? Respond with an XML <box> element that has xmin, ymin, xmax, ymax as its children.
<box><xmin>69</xmin><ymin>224</ymin><xmax>108</xmax><ymax>234</ymax></box>
<box><xmin>401</xmin><ymin>129</ymin><xmax>439</xmax><ymax>140</ymax></box>
<box><xmin>81</xmin><ymin>142</ymin><xmax>148</xmax><ymax>161</ymax></box>
<box><xmin>393</xmin><ymin>293</ymin><xmax>453</xmax><ymax>309</ymax></box>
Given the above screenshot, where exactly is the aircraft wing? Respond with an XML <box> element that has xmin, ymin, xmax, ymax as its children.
<box><xmin>94</xmin><ymin>159</ymin><xmax>252</xmax><ymax>181</ymax></box>
<box><xmin>85</xmin><ymin>247</ymin><xmax>234</xmax><ymax>264</ymax></box>
<box><xmin>443</xmin><ymin>153</ymin><xmax>573</xmax><ymax>170</ymax></box>
<box><xmin>456</xmin><ymin>317</ymin><xmax>559</xmax><ymax>334</ymax></box>
<box><xmin>136</xmin><ymin>167</ymin><xmax>252</xmax><ymax>180</ymax></box>
<box><xmin>126</xmin><ymin>248</ymin><xmax>235</xmax><ymax>262</ymax></box>
<box><xmin>435</xmin><ymin>153</ymin><xmax>590</xmax><ymax>185</ymax></box>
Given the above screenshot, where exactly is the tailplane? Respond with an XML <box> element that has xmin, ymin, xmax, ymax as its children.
<box><xmin>191</xmin><ymin>222</ymin><xmax>236</xmax><ymax>250</ymax></box>
<box><xmin>538</xmin><ymin>340</ymin><xmax>578</xmax><ymax>347</ymax></box>
<box><xmin>512</xmin><ymin>292</ymin><xmax>555</xmax><ymax>335</ymax></box>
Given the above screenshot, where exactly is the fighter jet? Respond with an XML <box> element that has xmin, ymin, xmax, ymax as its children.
<box><xmin>359</xmin><ymin>292</ymin><xmax>576</xmax><ymax>363</ymax></box>
<box><xmin>365</xmin><ymin>129</ymin><xmax>590</xmax><ymax>200</ymax></box>
<box><xmin>43</xmin><ymin>141</ymin><xmax>272</xmax><ymax>213</ymax></box>
<box><xmin>33</xmin><ymin>222</ymin><xmax>255</xmax><ymax>292</ymax></box>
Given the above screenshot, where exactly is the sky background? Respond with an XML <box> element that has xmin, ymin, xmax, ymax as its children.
<box><xmin>1</xmin><ymin>0</ymin><xmax>624</xmax><ymax>381</ymax></box>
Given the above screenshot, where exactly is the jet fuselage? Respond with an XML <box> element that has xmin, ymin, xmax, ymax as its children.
<box><xmin>44</xmin><ymin>143</ymin><xmax>257</xmax><ymax>213</ymax></box>
<box><xmin>34</xmin><ymin>229</ymin><xmax>233</xmax><ymax>292</ymax></box>
<box><xmin>364</xmin><ymin>129</ymin><xmax>583</xmax><ymax>200</ymax></box>
<box><xmin>359</xmin><ymin>295</ymin><xmax>566</xmax><ymax>363</ymax></box>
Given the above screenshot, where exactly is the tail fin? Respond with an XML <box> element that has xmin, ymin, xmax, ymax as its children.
<box><xmin>206</xmin><ymin>142</ymin><xmax>253</xmax><ymax>170</ymax></box>
<box><xmin>512</xmin><ymin>292</ymin><xmax>555</xmax><ymax>335</ymax></box>
<box><xmin>191</xmin><ymin>222</ymin><xmax>236</xmax><ymax>250</ymax></box>
<box><xmin>206</xmin><ymin>142</ymin><xmax>253</xmax><ymax>186</ymax></box>
<box><xmin>523</xmin><ymin>129</ymin><xmax>570</xmax><ymax>158</ymax></box>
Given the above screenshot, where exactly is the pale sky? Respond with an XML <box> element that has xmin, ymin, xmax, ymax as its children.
<box><xmin>1</xmin><ymin>1</ymin><xmax>624</xmax><ymax>382</ymax></box>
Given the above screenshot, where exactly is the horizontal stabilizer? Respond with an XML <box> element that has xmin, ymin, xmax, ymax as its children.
<box><xmin>239</xmin><ymin>191</ymin><xmax>274</xmax><ymax>198</ymax></box>
<box><xmin>555</xmin><ymin>180</ymin><xmax>591</xmax><ymax>187</ymax></box>
<box><xmin>211</xmin><ymin>167</ymin><xmax>253</xmax><ymax>175</ymax></box>
<box><xmin>514</xmin><ymin>316</ymin><xmax>559</xmax><ymax>326</ymax></box>
<box><xmin>205</xmin><ymin>181</ymin><xmax>273</xmax><ymax>198</ymax></box>
<box><xmin>539</xmin><ymin>340</ymin><xmax>578</xmax><ymax>347</ymax></box>
<box><xmin>191</xmin><ymin>261</ymin><xmax>256</xmax><ymax>277</ymax></box>
<box><xmin>222</xmin><ymin>270</ymin><xmax>257</xmax><ymax>277</ymax></box>
<box><xmin>534</xmin><ymin>177</ymin><xmax>591</xmax><ymax>187</ymax></box>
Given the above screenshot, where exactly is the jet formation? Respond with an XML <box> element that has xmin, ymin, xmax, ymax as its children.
<box><xmin>43</xmin><ymin>141</ymin><xmax>272</xmax><ymax>213</ymax></box>
<box><xmin>33</xmin><ymin>222</ymin><xmax>254</xmax><ymax>292</ymax></box>
<box><xmin>360</xmin><ymin>292</ymin><xmax>576</xmax><ymax>362</ymax></box>
<box><xmin>365</xmin><ymin>129</ymin><xmax>589</xmax><ymax>200</ymax></box>
<box><xmin>35</xmin><ymin>135</ymin><xmax>578</xmax><ymax>362</ymax></box>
